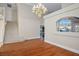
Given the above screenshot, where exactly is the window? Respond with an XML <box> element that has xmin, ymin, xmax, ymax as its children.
<box><xmin>56</xmin><ymin>17</ymin><xmax>79</xmax><ymax>32</ymax></box>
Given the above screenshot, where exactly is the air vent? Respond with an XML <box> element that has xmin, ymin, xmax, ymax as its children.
<box><xmin>7</xmin><ymin>4</ymin><xmax>12</xmax><ymax>8</ymax></box>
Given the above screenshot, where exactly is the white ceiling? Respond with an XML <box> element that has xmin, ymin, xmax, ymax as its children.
<box><xmin>26</xmin><ymin>3</ymin><xmax>62</xmax><ymax>15</ymax></box>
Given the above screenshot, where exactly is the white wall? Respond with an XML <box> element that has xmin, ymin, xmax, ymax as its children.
<box><xmin>44</xmin><ymin>4</ymin><xmax>79</xmax><ymax>53</ymax></box>
<box><xmin>17</xmin><ymin>4</ymin><xmax>40</xmax><ymax>40</ymax></box>
<box><xmin>0</xmin><ymin>3</ymin><xmax>17</xmax><ymax>22</ymax></box>
<box><xmin>6</xmin><ymin>4</ymin><xmax>17</xmax><ymax>22</ymax></box>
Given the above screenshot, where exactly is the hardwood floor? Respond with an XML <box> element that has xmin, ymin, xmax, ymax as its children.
<box><xmin>0</xmin><ymin>39</ymin><xmax>79</xmax><ymax>56</ymax></box>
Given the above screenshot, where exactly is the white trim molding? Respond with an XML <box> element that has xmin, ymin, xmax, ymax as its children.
<box><xmin>45</xmin><ymin>40</ymin><xmax>79</xmax><ymax>54</ymax></box>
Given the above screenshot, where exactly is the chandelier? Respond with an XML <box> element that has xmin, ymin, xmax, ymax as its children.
<box><xmin>32</xmin><ymin>3</ymin><xmax>47</xmax><ymax>17</ymax></box>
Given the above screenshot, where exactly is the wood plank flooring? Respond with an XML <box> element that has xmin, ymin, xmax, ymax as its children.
<box><xmin>0</xmin><ymin>39</ymin><xmax>79</xmax><ymax>56</ymax></box>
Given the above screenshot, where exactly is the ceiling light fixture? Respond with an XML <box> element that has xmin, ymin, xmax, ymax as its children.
<box><xmin>32</xmin><ymin>3</ymin><xmax>47</xmax><ymax>17</ymax></box>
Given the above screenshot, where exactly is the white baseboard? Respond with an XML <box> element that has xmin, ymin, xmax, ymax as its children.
<box><xmin>45</xmin><ymin>40</ymin><xmax>79</xmax><ymax>54</ymax></box>
<box><xmin>27</xmin><ymin>37</ymin><xmax>40</xmax><ymax>40</ymax></box>
<box><xmin>4</xmin><ymin>37</ymin><xmax>40</xmax><ymax>44</ymax></box>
